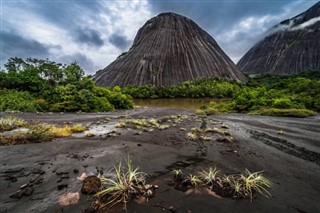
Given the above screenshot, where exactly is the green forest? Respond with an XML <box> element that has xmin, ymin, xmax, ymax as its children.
<box><xmin>0</xmin><ymin>58</ymin><xmax>133</xmax><ymax>112</ymax></box>
<box><xmin>1</xmin><ymin>57</ymin><xmax>319</xmax><ymax>117</ymax></box>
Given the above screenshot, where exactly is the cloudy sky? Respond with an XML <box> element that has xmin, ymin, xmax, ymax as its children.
<box><xmin>0</xmin><ymin>0</ymin><xmax>318</xmax><ymax>74</ymax></box>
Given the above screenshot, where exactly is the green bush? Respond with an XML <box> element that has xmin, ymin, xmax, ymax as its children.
<box><xmin>272</xmin><ymin>98</ymin><xmax>293</xmax><ymax>109</ymax></box>
<box><xmin>251</xmin><ymin>108</ymin><xmax>317</xmax><ymax>118</ymax></box>
<box><xmin>0</xmin><ymin>89</ymin><xmax>37</xmax><ymax>112</ymax></box>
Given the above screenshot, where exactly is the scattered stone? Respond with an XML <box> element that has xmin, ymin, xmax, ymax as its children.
<box><xmin>77</xmin><ymin>173</ymin><xmax>88</xmax><ymax>181</ymax></box>
<box><xmin>81</xmin><ymin>176</ymin><xmax>101</xmax><ymax>195</ymax></box>
<box><xmin>57</xmin><ymin>184</ymin><xmax>68</xmax><ymax>190</ymax></box>
<box><xmin>4</xmin><ymin>168</ymin><xmax>24</xmax><ymax>174</ymax></box>
<box><xmin>34</xmin><ymin>177</ymin><xmax>44</xmax><ymax>185</ymax></box>
<box><xmin>20</xmin><ymin>184</ymin><xmax>28</xmax><ymax>189</ymax></box>
<box><xmin>9</xmin><ymin>190</ymin><xmax>24</xmax><ymax>199</ymax></box>
<box><xmin>32</xmin><ymin>168</ymin><xmax>45</xmax><ymax>175</ymax></box>
<box><xmin>23</xmin><ymin>187</ymin><xmax>34</xmax><ymax>196</ymax></box>
<box><xmin>9</xmin><ymin>187</ymin><xmax>34</xmax><ymax>199</ymax></box>
<box><xmin>83</xmin><ymin>164</ymin><xmax>88</xmax><ymax>168</ymax></box>
<box><xmin>224</xmin><ymin>131</ymin><xmax>232</xmax><ymax>136</ymax></box>
<box><xmin>56</xmin><ymin>171</ymin><xmax>69</xmax><ymax>175</ymax></box>
<box><xmin>59</xmin><ymin>192</ymin><xmax>80</xmax><ymax>206</ymax></box>
<box><xmin>216</xmin><ymin>137</ymin><xmax>233</xmax><ymax>143</ymax></box>
<box><xmin>73</xmin><ymin>169</ymin><xmax>79</xmax><ymax>174</ymax></box>
<box><xmin>200</xmin><ymin>120</ymin><xmax>207</xmax><ymax>129</ymax></box>
<box><xmin>5</xmin><ymin>176</ymin><xmax>17</xmax><ymax>182</ymax></box>
<box><xmin>221</xmin><ymin>124</ymin><xmax>229</xmax><ymax>129</ymax></box>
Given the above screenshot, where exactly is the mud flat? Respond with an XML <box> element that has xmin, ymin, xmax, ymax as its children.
<box><xmin>0</xmin><ymin>108</ymin><xmax>319</xmax><ymax>213</ymax></box>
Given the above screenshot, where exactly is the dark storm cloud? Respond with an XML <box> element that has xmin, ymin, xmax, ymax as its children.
<box><xmin>0</xmin><ymin>31</ymin><xmax>50</xmax><ymax>68</ymax></box>
<box><xmin>17</xmin><ymin>0</ymin><xmax>104</xmax><ymax>29</ymax></box>
<box><xmin>74</xmin><ymin>28</ymin><xmax>104</xmax><ymax>47</ymax></box>
<box><xmin>109</xmin><ymin>34</ymin><xmax>131</xmax><ymax>50</ymax></box>
<box><xmin>149</xmin><ymin>0</ymin><xmax>313</xmax><ymax>32</ymax></box>
<box><xmin>1</xmin><ymin>0</ymin><xmax>318</xmax><ymax>72</ymax></box>
<box><xmin>57</xmin><ymin>53</ymin><xmax>96</xmax><ymax>74</ymax></box>
<box><xmin>149</xmin><ymin>0</ymin><xmax>318</xmax><ymax>62</ymax></box>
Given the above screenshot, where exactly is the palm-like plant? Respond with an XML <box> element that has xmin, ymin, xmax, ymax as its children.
<box><xmin>241</xmin><ymin>170</ymin><xmax>272</xmax><ymax>201</ymax></box>
<box><xmin>199</xmin><ymin>167</ymin><xmax>219</xmax><ymax>185</ymax></box>
<box><xmin>187</xmin><ymin>174</ymin><xmax>202</xmax><ymax>187</ymax></box>
<box><xmin>96</xmin><ymin>157</ymin><xmax>146</xmax><ymax>207</ymax></box>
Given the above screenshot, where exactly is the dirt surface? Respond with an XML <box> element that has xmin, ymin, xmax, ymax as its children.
<box><xmin>0</xmin><ymin>108</ymin><xmax>320</xmax><ymax>213</ymax></box>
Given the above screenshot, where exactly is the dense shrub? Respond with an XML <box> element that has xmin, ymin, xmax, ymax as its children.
<box><xmin>0</xmin><ymin>58</ymin><xmax>133</xmax><ymax>112</ymax></box>
<box><xmin>123</xmin><ymin>78</ymin><xmax>242</xmax><ymax>99</ymax></box>
<box><xmin>0</xmin><ymin>89</ymin><xmax>37</xmax><ymax>112</ymax></box>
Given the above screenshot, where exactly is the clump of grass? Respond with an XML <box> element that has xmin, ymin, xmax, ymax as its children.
<box><xmin>170</xmin><ymin>167</ymin><xmax>272</xmax><ymax>201</ymax></box>
<box><xmin>186</xmin><ymin>132</ymin><xmax>198</xmax><ymax>141</ymax></box>
<box><xmin>251</xmin><ymin>108</ymin><xmax>317</xmax><ymax>118</ymax></box>
<box><xmin>0</xmin><ymin>128</ymin><xmax>53</xmax><ymax>145</ymax></box>
<box><xmin>198</xmin><ymin>167</ymin><xmax>220</xmax><ymax>185</ymax></box>
<box><xmin>240</xmin><ymin>170</ymin><xmax>272</xmax><ymax>201</ymax></box>
<box><xmin>48</xmin><ymin>123</ymin><xmax>87</xmax><ymax>137</ymax></box>
<box><xmin>96</xmin><ymin>157</ymin><xmax>156</xmax><ymax>209</ymax></box>
<box><xmin>49</xmin><ymin>125</ymin><xmax>73</xmax><ymax>137</ymax></box>
<box><xmin>70</xmin><ymin>123</ymin><xmax>87</xmax><ymax>132</ymax></box>
<box><xmin>186</xmin><ymin>174</ymin><xmax>202</xmax><ymax>187</ymax></box>
<box><xmin>0</xmin><ymin>116</ymin><xmax>27</xmax><ymax>131</ymax></box>
<box><xmin>117</xmin><ymin>118</ymin><xmax>170</xmax><ymax>131</ymax></box>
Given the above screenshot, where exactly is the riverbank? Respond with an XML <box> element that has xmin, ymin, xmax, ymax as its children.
<box><xmin>0</xmin><ymin>108</ymin><xmax>319</xmax><ymax>212</ymax></box>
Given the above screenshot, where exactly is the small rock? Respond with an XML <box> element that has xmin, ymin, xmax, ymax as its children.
<box><xmin>137</xmin><ymin>143</ymin><xmax>142</xmax><ymax>147</ymax></box>
<box><xmin>5</xmin><ymin>176</ymin><xmax>17</xmax><ymax>182</ymax></box>
<box><xmin>73</xmin><ymin>169</ymin><xmax>79</xmax><ymax>174</ymax></box>
<box><xmin>23</xmin><ymin>187</ymin><xmax>34</xmax><ymax>196</ymax></box>
<box><xmin>81</xmin><ymin>176</ymin><xmax>101</xmax><ymax>195</ymax></box>
<box><xmin>57</xmin><ymin>184</ymin><xmax>68</xmax><ymax>190</ymax></box>
<box><xmin>59</xmin><ymin>192</ymin><xmax>80</xmax><ymax>206</ymax></box>
<box><xmin>56</xmin><ymin>171</ymin><xmax>69</xmax><ymax>175</ymax></box>
<box><xmin>221</xmin><ymin>124</ymin><xmax>229</xmax><ymax>129</ymax></box>
<box><xmin>216</xmin><ymin>137</ymin><xmax>233</xmax><ymax>143</ymax></box>
<box><xmin>200</xmin><ymin>120</ymin><xmax>207</xmax><ymax>129</ymax></box>
<box><xmin>9</xmin><ymin>190</ymin><xmax>24</xmax><ymax>199</ymax></box>
<box><xmin>77</xmin><ymin>173</ymin><xmax>88</xmax><ymax>181</ymax></box>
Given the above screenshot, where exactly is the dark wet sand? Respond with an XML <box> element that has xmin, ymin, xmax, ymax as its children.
<box><xmin>0</xmin><ymin>108</ymin><xmax>319</xmax><ymax>213</ymax></box>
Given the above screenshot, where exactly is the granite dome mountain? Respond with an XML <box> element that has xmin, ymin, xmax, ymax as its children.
<box><xmin>93</xmin><ymin>12</ymin><xmax>246</xmax><ymax>87</ymax></box>
<box><xmin>237</xmin><ymin>1</ymin><xmax>320</xmax><ymax>75</ymax></box>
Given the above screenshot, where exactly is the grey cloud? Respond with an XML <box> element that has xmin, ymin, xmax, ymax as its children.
<box><xmin>0</xmin><ymin>31</ymin><xmax>50</xmax><ymax>68</ymax></box>
<box><xmin>108</xmin><ymin>34</ymin><xmax>131</xmax><ymax>50</ymax></box>
<box><xmin>149</xmin><ymin>0</ymin><xmax>318</xmax><ymax>62</ymax></box>
<box><xmin>74</xmin><ymin>28</ymin><xmax>104</xmax><ymax>47</ymax></box>
<box><xmin>57</xmin><ymin>53</ymin><xmax>96</xmax><ymax>74</ymax></box>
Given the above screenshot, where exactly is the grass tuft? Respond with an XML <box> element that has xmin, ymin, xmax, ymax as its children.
<box><xmin>96</xmin><ymin>157</ymin><xmax>148</xmax><ymax>207</ymax></box>
<box><xmin>251</xmin><ymin>108</ymin><xmax>317</xmax><ymax>118</ymax></box>
<box><xmin>0</xmin><ymin>116</ymin><xmax>27</xmax><ymax>131</ymax></box>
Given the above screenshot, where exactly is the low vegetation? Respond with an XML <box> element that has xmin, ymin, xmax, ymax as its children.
<box><xmin>170</xmin><ymin>167</ymin><xmax>272</xmax><ymax>201</ymax></box>
<box><xmin>1</xmin><ymin>57</ymin><xmax>318</xmax><ymax>117</ymax></box>
<box><xmin>95</xmin><ymin>158</ymin><xmax>157</xmax><ymax>210</ymax></box>
<box><xmin>0</xmin><ymin>116</ymin><xmax>27</xmax><ymax>131</ymax></box>
<box><xmin>0</xmin><ymin>117</ymin><xmax>87</xmax><ymax>145</ymax></box>
<box><xmin>250</xmin><ymin>108</ymin><xmax>317</xmax><ymax>118</ymax></box>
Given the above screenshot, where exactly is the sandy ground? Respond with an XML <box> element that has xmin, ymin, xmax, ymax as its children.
<box><xmin>0</xmin><ymin>108</ymin><xmax>319</xmax><ymax>213</ymax></box>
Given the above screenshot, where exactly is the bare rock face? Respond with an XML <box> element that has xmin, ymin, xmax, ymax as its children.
<box><xmin>93</xmin><ymin>12</ymin><xmax>246</xmax><ymax>87</ymax></box>
<box><xmin>237</xmin><ymin>2</ymin><xmax>320</xmax><ymax>75</ymax></box>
